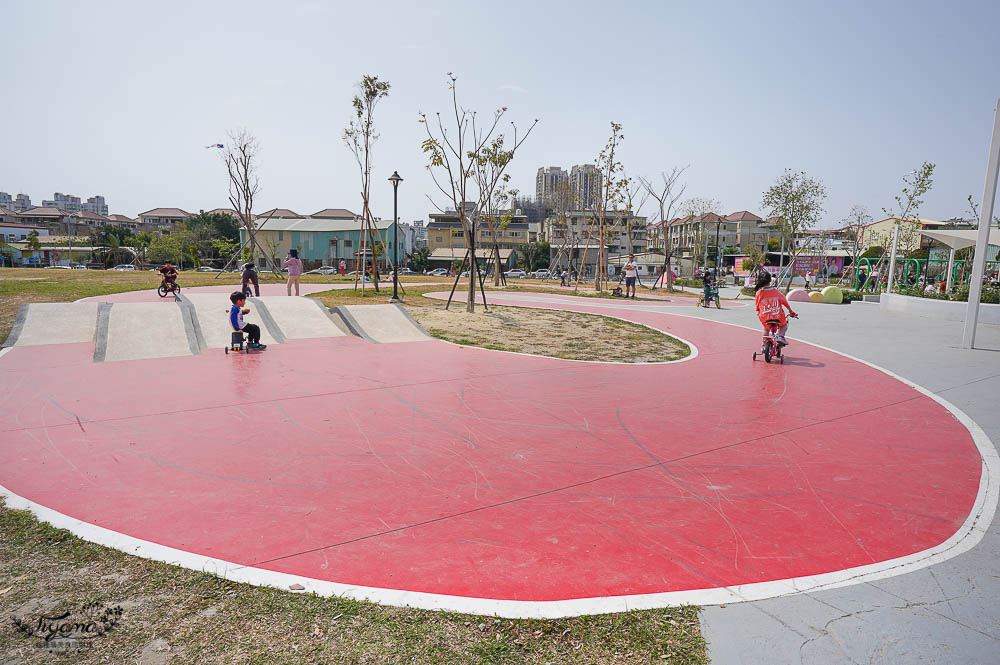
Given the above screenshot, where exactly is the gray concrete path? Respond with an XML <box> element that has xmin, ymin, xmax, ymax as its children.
<box><xmin>658</xmin><ymin>298</ymin><xmax>1000</xmax><ymax>664</ymax></box>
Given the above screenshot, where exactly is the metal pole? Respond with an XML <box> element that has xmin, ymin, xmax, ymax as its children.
<box><xmin>885</xmin><ymin>224</ymin><xmax>900</xmax><ymax>294</ymax></box>
<box><xmin>66</xmin><ymin>219</ymin><xmax>72</xmax><ymax>267</ymax></box>
<box><xmin>963</xmin><ymin>98</ymin><xmax>1000</xmax><ymax>349</ymax></box>
<box><xmin>389</xmin><ymin>172</ymin><xmax>402</xmax><ymax>303</ymax></box>
<box><xmin>946</xmin><ymin>248</ymin><xmax>956</xmax><ymax>291</ymax></box>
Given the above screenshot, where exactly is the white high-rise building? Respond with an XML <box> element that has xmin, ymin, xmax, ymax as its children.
<box><xmin>42</xmin><ymin>192</ymin><xmax>83</xmax><ymax>213</ymax></box>
<box><xmin>570</xmin><ymin>164</ymin><xmax>601</xmax><ymax>210</ymax></box>
<box><xmin>82</xmin><ymin>195</ymin><xmax>109</xmax><ymax>216</ymax></box>
<box><xmin>535</xmin><ymin>166</ymin><xmax>568</xmax><ymax>202</ymax></box>
<box><xmin>0</xmin><ymin>192</ymin><xmax>32</xmax><ymax>211</ymax></box>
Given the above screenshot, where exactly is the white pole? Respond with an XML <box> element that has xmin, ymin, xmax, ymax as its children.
<box><xmin>886</xmin><ymin>224</ymin><xmax>900</xmax><ymax>293</ymax></box>
<box><xmin>962</xmin><ymin>98</ymin><xmax>1000</xmax><ymax>349</ymax></box>
<box><xmin>946</xmin><ymin>248</ymin><xmax>956</xmax><ymax>291</ymax></box>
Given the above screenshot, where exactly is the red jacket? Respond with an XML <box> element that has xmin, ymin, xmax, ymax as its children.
<box><xmin>755</xmin><ymin>287</ymin><xmax>791</xmax><ymax>326</ymax></box>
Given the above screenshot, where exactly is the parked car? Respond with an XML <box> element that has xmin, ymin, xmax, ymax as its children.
<box><xmin>529</xmin><ymin>269</ymin><xmax>551</xmax><ymax>279</ymax></box>
<box><xmin>428</xmin><ymin>268</ymin><xmax>449</xmax><ymax>276</ymax></box>
<box><xmin>305</xmin><ymin>266</ymin><xmax>338</xmax><ymax>275</ymax></box>
<box><xmin>110</xmin><ymin>264</ymin><xmax>136</xmax><ymax>271</ymax></box>
<box><xmin>72</xmin><ymin>265</ymin><xmax>88</xmax><ymax>270</ymax></box>
<box><xmin>504</xmin><ymin>269</ymin><xmax>527</xmax><ymax>279</ymax></box>
<box><xmin>399</xmin><ymin>268</ymin><xmax>417</xmax><ymax>275</ymax></box>
<box><xmin>43</xmin><ymin>265</ymin><xmax>73</xmax><ymax>269</ymax></box>
<box><xmin>196</xmin><ymin>266</ymin><xmax>222</xmax><ymax>272</ymax></box>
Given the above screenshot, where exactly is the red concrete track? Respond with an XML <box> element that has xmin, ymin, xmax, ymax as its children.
<box><xmin>0</xmin><ymin>291</ymin><xmax>985</xmax><ymax>615</ymax></box>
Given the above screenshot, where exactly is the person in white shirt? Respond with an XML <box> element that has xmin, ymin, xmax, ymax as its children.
<box><xmin>623</xmin><ymin>254</ymin><xmax>638</xmax><ymax>299</ymax></box>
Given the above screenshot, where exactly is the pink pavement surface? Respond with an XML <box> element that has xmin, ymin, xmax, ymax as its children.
<box><xmin>0</xmin><ymin>289</ymin><xmax>981</xmax><ymax>605</ymax></box>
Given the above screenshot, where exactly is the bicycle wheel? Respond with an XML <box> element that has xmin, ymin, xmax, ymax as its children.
<box><xmin>173</xmin><ymin>284</ymin><xmax>181</xmax><ymax>295</ymax></box>
<box><xmin>714</xmin><ymin>294</ymin><xmax>721</xmax><ymax>309</ymax></box>
<box><xmin>157</xmin><ymin>284</ymin><xmax>168</xmax><ymax>298</ymax></box>
<box><xmin>763</xmin><ymin>342</ymin><xmax>773</xmax><ymax>363</ymax></box>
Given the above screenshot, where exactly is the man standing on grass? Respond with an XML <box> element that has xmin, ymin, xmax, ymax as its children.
<box><xmin>623</xmin><ymin>254</ymin><xmax>638</xmax><ymax>299</ymax></box>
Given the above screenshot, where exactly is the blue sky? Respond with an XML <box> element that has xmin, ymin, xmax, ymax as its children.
<box><xmin>2</xmin><ymin>0</ymin><xmax>999</xmax><ymax>228</ymax></box>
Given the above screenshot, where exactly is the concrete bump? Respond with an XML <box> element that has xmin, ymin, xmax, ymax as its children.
<box><xmin>248</xmin><ymin>297</ymin><xmax>286</xmax><ymax>343</ymax></box>
<box><xmin>93</xmin><ymin>303</ymin><xmax>112</xmax><ymax>363</ymax></box>
<box><xmin>2</xmin><ymin>303</ymin><xmax>30</xmax><ymax>348</ymax></box>
<box><xmin>336</xmin><ymin>304</ymin><xmax>434</xmax><ymax>344</ymax></box>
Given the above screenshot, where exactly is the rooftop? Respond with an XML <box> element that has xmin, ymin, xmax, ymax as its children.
<box><xmin>139</xmin><ymin>207</ymin><xmax>194</xmax><ymax>218</ymax></box>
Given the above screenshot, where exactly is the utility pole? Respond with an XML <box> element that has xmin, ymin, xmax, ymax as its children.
<box><xmin>962</xmin><ymin>98</ymin><xmax>1000</xmax><ymax>349</ymax></box>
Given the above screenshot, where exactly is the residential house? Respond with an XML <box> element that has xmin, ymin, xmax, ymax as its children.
<box><xmin>310</xmin><ymin>208</ymin><xmax>358</xmax><ymax>219</ymax></box>
<box><xmin>426</xmin><ymin>209</ymin><xmax>531</xmax><ymax>260</ymax></box>
<box><xmin>257</xmin><ymin>208</ymin><xmax>303</xmax><ymax>220</ymax></box>
<box><xmin>15</xmin><ymin>206</ymin><xmax>80</xmax><ymax>235</ymax></box>
<box><xmin>138</xmin><ymin>207</ymin><xmax>195</xmax><ymax>233</ymax></box>
<box><xmin>241</xmin><ymin>216</ymin><xmax>401</xmax><ymax>271</ymax></box>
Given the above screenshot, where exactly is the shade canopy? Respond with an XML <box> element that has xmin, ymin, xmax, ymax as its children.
<box><xmin>920</xmin><ymin>228</ymin><xmax>1000</xmax><ymax>250</ymax></box>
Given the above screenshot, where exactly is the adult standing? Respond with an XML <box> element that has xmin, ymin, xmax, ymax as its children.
<box><xmin>623</xmin><ymin>253</ymin><xmax>638</xmax><ymax>299</ymax></box>
<box><xmin>339</xmin><ymin>259</ymin><xmax>346</xmax><ymax>277</ymax></box>
<box><xmin>284</xmin><ymin>249</ymin><xmax>303</xmax><ymax>296</ymax></box>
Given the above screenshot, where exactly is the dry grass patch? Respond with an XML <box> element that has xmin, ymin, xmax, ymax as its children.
<box><xmin>311</xmin><ymin>285</ymin><xmax>691</xmax><ymax>363</ymax></box>
<box><xmin>0</xmin><ymin>500</ymin><xmax>707</xmax><ymax>664</ymax></box>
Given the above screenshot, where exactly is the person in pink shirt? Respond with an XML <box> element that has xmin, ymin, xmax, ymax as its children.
<box><xmin>753</xmin><ymin>271</ymin><xmax>797</xmax><ymax>349</ymax></box>
<box><xmin>283</xmin><ymin>248</ymin><xmax>303</xmax><ymax>296</ymax></box>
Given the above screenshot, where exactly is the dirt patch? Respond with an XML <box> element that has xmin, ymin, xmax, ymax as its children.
<box><xmin>406</xmin><ymin>303</ymin><xmax>690</xmax><ymax>363</ymax></box>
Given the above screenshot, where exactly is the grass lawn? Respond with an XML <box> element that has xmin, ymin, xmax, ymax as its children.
<box><xmin>0</xmin><ymin>269</ymin><xmax>707</xmax><ymax>664</ymax></box>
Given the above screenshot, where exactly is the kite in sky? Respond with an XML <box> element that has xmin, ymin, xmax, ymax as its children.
<box><xmin>204</xmin><ymin>143</ymin><xmax>224</xmax><ymax>149</ymax></box>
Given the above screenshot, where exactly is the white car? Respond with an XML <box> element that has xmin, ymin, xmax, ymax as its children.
<box><xmin>43</xmin><ymin>265</ymin><xmax>73</xmax><ymax>269</ymax></box>
<box><xmin>428</xmin><ymin>268</ymin><xmax>449</xmax><ymax>276</ymax></box>
<box><xmin>504</xmin><ymin>269</ymin><xmax>527</xmax><ymax>279</ymax></box>
<box><xmin>196</xmin><ymin>266</ymin><xmax>223</xmax><ymax>272</ymax></box>
<box><xmin>110</xmin><ymin>264</ymin><xmax>136</xmax><ymax>271</ymax></box>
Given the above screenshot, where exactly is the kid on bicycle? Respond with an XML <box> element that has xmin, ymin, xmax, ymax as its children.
<box><xmin>754</xmin><ymin>271</ymin><xmax>797</xmax><ymax>349</ymax></box>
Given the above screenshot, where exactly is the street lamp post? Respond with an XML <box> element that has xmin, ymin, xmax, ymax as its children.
<box><xmin>388</xmin><ymin>171</ymin><xmax>403</xmax><ymax>303</ymax></box>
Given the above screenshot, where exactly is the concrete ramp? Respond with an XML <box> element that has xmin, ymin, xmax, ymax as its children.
<box><xmin>4</xmin><ymin>302</ymin><xmax>101</xmax><ymax>347</ymax></box>
<box><xmin>334</xmin><ymin>304</ymin><xmax>433</xmax><ymax>344</ymax></box>
<box><xmin>252</xmin><ymin>296</ymin><xmax>348</xmax><ymax>340</ymax></box>
<box><xmin>100</xmin><ymin>302</ymin><xmax>197</xmax><ymax>362</ymax></box>
<box><xmin>181</xmin><ymin>293</ymin><xmax>282</xmax><ymax>350</ymax></box>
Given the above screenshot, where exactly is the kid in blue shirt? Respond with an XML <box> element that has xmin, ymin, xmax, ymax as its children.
<box><xmin>229</xmin><ymin>291</ymin><xmax>266</xmax><ymax>349</ymax></box>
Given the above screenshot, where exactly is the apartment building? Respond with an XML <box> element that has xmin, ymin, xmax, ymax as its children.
<box><xmin>535</xmin><ymin>166</ymin><xmax>568</xmax><ymax>202</ymax></box>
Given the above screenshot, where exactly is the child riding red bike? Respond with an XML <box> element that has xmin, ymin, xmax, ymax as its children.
<box><xmin>158</xmin><ymin>262</ymin><xmax>179</xmax><ymax>292</ymax></box>
<box><xmin>754</xmin><ymin>271</ymin><xmax>797</xmax><ymax>353</ymax></box>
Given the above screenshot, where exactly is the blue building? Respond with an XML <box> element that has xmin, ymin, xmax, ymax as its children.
<box><xmin>241</xmin><ymin>214</ymin><xmax>403</xmax><ymax>270</ymax></box>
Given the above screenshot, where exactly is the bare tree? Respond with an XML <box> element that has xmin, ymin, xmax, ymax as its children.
<box><xmin>640</xmin><ymin>166</ymin><xmax>688</xmax><ymax>290</ymax></box>
<box><xmin>224</xmin><ymin>129</ymin><xmax>278</xmax><ymax>276</ymax></box>
<box><xmin>679</xmin><ymin>197</ymin><xmax>724</xmax><ymax>273</ymax></box>
<box><xmin>545</xmin><ymin>180</ymin><xmax>579</xmax><ymax>280</ymax></box>
<box><xmin>344</xmin><ymin>74</ymin><xmax>391</xmax><ymax>293</ymax></box>
<box><xmin>621</xmin><ymin>173</ymin><xmax>649</xmax><ymax>256</ymax></box>
<box><xmin>591</xmin><ymin>122</ymin><xmax>627</xmax><ymax>291</ymax></box>
<box><xmin>840</xmin><ymin>204</ymin><xmax>873</xmax><ymax>288</ymax></box>
<box><xmin>421</xmin><ymin>74</ymin><xmax>537</xmax><ymax>312</ymax></box>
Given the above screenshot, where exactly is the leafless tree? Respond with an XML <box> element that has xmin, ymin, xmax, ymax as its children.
<box><xmin>640</xmin><ymin>166</ymin><xmax>688</xmax><ymax>290</ymax></box>
<box><xmin>839</xmin><ymin>204</ymin><xmax>873</xmax><ymax>288</ymax></box>
<box><xmin>621</xmin><ymin>174</ymin><xmax>649</xmax><ymax>257</ymax></box>
<box><xmin>421</xmin><ymin>74</ymin><xmax>538</xmax><ymax>312</ymax></box>
<box><xmin>224</xmin><ymin>129</ymin><xmax>278</xmax><ymax>276</ymax></box>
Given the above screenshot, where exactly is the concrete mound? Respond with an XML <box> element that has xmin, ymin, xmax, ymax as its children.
<box><xmin>3</xmin><ymin>297</ymin><xmax>429</xmax><ymax>363</ymax></box>
<box><xmin>334</xmin><ymin>304</ymin><xmax>433</xmax><ymax>343</ymax></box>
<box><xmin>4</xmin><ymin>302</ymin><xmax>101</xmax><ymax>347</ymax></box>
